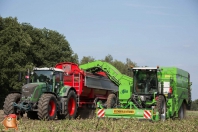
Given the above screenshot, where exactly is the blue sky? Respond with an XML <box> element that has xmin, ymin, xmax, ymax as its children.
<box><xmin>1</xmin><ymin>1</ymin><xmax>198</xmax><ymax>100</ymax></box>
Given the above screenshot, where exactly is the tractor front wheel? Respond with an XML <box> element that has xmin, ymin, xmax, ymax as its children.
<box><xmin>106</xmin><ymin>93</ymin><xmax>117</xmax><ymax>108</ymax></box>
<box><xmin>156</xmin><ymin>95</ymin><xmax>166</xmax><ymax>121</ymax></box>
<box><xmin>3</xmin><ymin>93</ymin><xmax>22</xmax><ymax>118</ymax></box>
<box><xmin>38</xmin><ymin>94</ymin><xmax>57</xmax><ymax>120</ymax></box>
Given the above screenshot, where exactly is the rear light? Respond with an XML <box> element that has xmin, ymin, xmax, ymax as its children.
<box><xmin>169</xmin><ymin>87</ymin><xmax>173</xmax><ymax>94</ymax></box>
<box><xmin>168</xmin><ymin>87</ymin><xmax>172</xmax><ymax>98</ymax></box>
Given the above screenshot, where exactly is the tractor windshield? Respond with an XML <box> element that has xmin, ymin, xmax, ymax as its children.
<box><xmin>133</xmin><ymin>69</ymin><xmax>158</xmax><ymax>94</ymax></box>
<box><xmin>32</xmin><ymin>70</ymin><xmax>53</xmax><ymax>83</ymax></box>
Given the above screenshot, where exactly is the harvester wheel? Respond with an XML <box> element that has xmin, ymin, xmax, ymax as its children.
<box><xmin>66</xmin><ymin>90</ymin><xmax>77</xmax><ymax>119</ymax></box>
<box><xmin>38</xmin><ymin>94</ymin><xmax>57</xmax><ymax>120</ymax></box>
<box><xmin>3</xmin><ymin>93</ymin><xmax>22</xmax><ymax>118</ymax></box>
<box><xmin>178</xmin><ymin>102</ymin><xmax>186</xmax><ymax>119</ymax></box>
<box><xmin>107</xmin><ymin>93</ymin><xmax>117</xmax><ymax>108</ymax></box>
<box><xmin>156</xmin><ymin>95</ymin><xmax>166</xmax><ymax>121</ymax></box>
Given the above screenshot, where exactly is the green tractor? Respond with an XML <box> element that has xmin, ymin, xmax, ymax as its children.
<box><xmin>3</xmin><ymin>67</ymin><xmax>77</xmax><ymax>120</ymax></box>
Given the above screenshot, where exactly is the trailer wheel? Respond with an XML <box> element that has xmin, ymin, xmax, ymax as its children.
<box><xmin>107</xmin><ymin>94</ymin><xmax>117</xmax><ymax>108</ymax></box>
<box><xmin>156</xmin><ymin>95</ymin><xmax>166</xmax><ymax>121</ymax></box>
<box><xmin>66</xmin><ymin>90</ymin><xmax>77</xmax><ymax>119</ymax></box>
<box><xmin>38</xmin><ymin>94</ymin><xmax>57</xmax><ymax>120</ymax></box>
<box><xmin>3</xmin><ymin>93</ymin><xmax>22</xmax><ymax>118</ymax></box>
<box><xmin>178</xmin><ymin>103</ymin><xmax>186</xmax><ymax>119</ymax></box>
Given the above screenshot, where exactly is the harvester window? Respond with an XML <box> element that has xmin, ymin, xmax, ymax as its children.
<box><xmin>133</xmin><ymin>70</ymin><xmax>158</xmax><ymax>94</ymax></box>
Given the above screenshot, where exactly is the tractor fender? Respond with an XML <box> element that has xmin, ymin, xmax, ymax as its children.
<box><xmin>62</xmin><ymin>86</ymin><xmax>77</xmax><ymax>97</ymax></box>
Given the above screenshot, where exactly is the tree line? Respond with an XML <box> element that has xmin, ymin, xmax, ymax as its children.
<box><xmin>0</xmin><ymin>17</ymin><xmax>136</xmax><ymax>108</ymax></box>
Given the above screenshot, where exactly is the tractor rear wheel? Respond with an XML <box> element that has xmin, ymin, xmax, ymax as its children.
<box><xmin>178</xmin><ymin>102</ymin><xmax>186</xmax><ymax>119</ymax></box>
<box><xmin>106</xmin><ymin>93</ymin><xmax>117</xmax><ymax>108</ymax></box>
<box><xmin>58</xmin><ymin>90</ymin><xmax>77</xmax><ymax>119</ymax></box>
<box><xmin>3</xmin><ymin>93</ymin><xmax>22</xmax><ymax>118</ymax></box>
<box><xmin>38</xmin><ymin>94</ymin><xmax>57</xmax><ymax>120</ymax></box>
<box><xmin>156</xmin><ymin>95</ymin><xmax>166</xmax><ymax>121</ymax></box>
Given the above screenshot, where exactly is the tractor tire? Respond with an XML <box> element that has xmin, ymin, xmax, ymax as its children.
<box><xmin>58</xmin><ymin>90</ymin><xmax>77</xmax><ymax>119</ymax></box>
<box><xmin>156</xmin><ymin>95</ymin><xmax>166</xmax><ymax>121</ymax></box>
<box><xmin>3</xmin><ymin>93</ymin><xmax>21</xmax><ymax>117</ymax></box>
<box><xmin>106</xmin><ymin>93</ymin><xmax>117</xmax><ymax>108</ymax></box>
<box><xmin>37</xmin><ymin>94</ymin><xmax>57</xmax><ymax>120</ymax></box>
<box><xmin>178</xmin><ymin>102</ymin><xmax>186</xmax><ymax>119</ymax></box>
<box><xmin>27</xmin><ymin>111</ymin><xmax>38</xmax><ymax>119</ymax></box>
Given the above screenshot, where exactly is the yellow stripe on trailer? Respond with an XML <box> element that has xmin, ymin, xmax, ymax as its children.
<box><xmin>113</xmin><ymin>109</ymin><xmax>135</xmax><ymax>114</ymax></box>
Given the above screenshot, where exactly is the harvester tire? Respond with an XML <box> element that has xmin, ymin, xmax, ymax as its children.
<box><xmin>156</xmin><ymin>95</ymin><xmax>166</xmax><ymax>121</ymax></box>
<box><xmin>107</xmin><ymin>93</ymin><xmax>117</xmax><ymax>108</ymax></box>
<box><xmin>38</xmin><ymin>94</ymin><xmax>57</xmax><ymax>120</ymax></box>
<box><xmin>178</xmin><ymin>102</ymin><xmax>186</xmax><ymax>119</ymax></box>
<box><xmin>3</xmin><ymin>93</ymin><xmax>22</xmax><ymax>117</ymax></box>
<box><xmin>58</xmin><ymin>90</ymin><xmax>77</xmax><ymax>119</ymax></box>
<box><xmin>27</xmin><ymin>111</ymin><xmax>38</xmax><ymax>119</ymax></box>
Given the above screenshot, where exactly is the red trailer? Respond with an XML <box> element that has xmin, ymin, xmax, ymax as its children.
<box><xmin>55</xmin><ymin>62</ymin><xmax>118</xmax><ymax>118</ymax></box>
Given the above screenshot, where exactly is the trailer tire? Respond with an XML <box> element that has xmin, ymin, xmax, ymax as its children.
<box><xmin>156</xmin><ymin>95</ymin><xmax>166</xmax><ymax>121</ymax></box>
<box><xmin>38</xmin><ymin>94</ymin><xmax>57</xmax><ymax>120</ymax></box>
<box><xmin>178</xmin><ymin>103</ymin><xmax>186</xmax><ymax>119</ymax></box>
<box><xmin>3</xmin><ymin>93</ymin><xmax>22</xmax><ymax>118</ymax></box>
<box><xmin>107</xmin><ymin>94</ymin><xmax>117</xmax><ymax>108</ymax></box>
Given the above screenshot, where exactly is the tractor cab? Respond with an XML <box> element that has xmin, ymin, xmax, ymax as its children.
<box><xmin>31</xmin><ymin>67</ymin><xmax>64</xmax><ymax>93</ymax></box>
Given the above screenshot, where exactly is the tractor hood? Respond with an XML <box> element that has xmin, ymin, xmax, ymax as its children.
<box><xmin>22</xmin><ymin>83</ymin><xmax>40</xmax><ymax>98</ymax></box>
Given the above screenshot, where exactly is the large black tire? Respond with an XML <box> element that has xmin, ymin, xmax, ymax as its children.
<box><xmin>178</xmin><ymin>102</ymin><xmax>186</xmax><ymax>119</ymax></box>
<box><xmin>106</xmin><ymin>93</ymin><xmax>117</xmax><ymax>108</ymax></box>
<box><xmin>58</xmin><ymin>90</ymin><xmax>77</xmax><ymax>119</ymax></box>
<box><xmin>156</xmin><ymin>95</ymin><xmax>166</xmax><ymax>121</ymax></box>
<box><xmin>3</xmin><ymin>93</ymin><xmax>21</xmax><ymax>116</ymax></box>
<box><xmin>37</xmin><ymin>94</ymin><xmax>57</xmax><ymax>120</ymax></box>
<box><xmin>27</xmin><ymin>111</ymin><xmax>38</xmax><ymax>119</ymax></box>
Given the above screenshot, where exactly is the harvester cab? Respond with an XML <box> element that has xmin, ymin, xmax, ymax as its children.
<box><xmin>132</xmin><ymin>67</ymin><xmax>159</xmax><ymax>105</ymax></box>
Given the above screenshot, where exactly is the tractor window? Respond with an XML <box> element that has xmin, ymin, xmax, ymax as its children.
<box><xmin>32</xmin><ymin>70</ymin><xmax>53</xmax><ymax>83</ymax></box>
<box><xmin>133</xmin><ymin>69</ymin><xmax>158</xmax><ymax>94</ymax></box>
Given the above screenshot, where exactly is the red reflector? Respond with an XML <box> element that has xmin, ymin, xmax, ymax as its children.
<box><xmin>169</xmin><ymin>87</ymin><xmax>172</xmax><ymax>94</ymax></box>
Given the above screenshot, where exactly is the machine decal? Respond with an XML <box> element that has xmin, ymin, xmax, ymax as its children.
<box><xmin>113</xmin><ymin>109</ymin><xmax>135</xmax><ymax>114</ymax></box>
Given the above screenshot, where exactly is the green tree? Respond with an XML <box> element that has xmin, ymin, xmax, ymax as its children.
<box><xmin>80</xmin><ymin>56</ymin><xmax>95</xmax><ymax>65</ymax></box>
<box><xmin>0</xmin><ymin>17</ymin><xmax>77</xmax><ymax>108</ymax></box>
<box><xmin>191</xmin><ymin>99</ymin><xmax>198</xmax><ymax>111</ymax></box>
